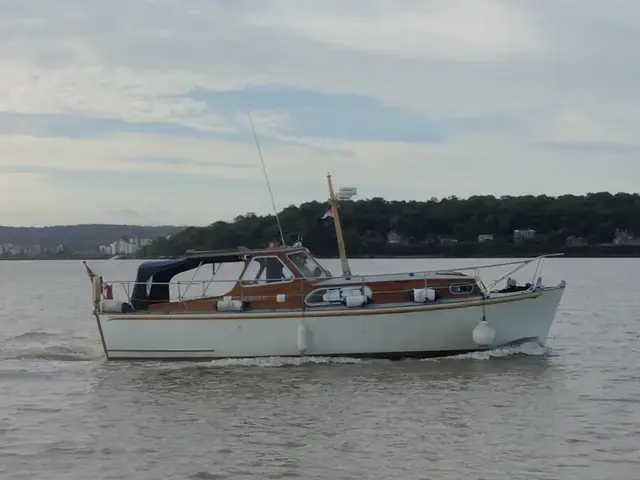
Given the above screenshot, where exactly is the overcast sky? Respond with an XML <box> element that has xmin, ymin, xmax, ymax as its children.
<box><xmin>1</xmin><ymin>0</ymin><xmax>638</xmax><ymax>226</ymax></box>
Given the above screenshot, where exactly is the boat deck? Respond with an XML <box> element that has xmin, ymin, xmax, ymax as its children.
<box><xmin>102</xmin><ymin>289</ymin><xmax>550</xmax><ymax>319</ymax></box>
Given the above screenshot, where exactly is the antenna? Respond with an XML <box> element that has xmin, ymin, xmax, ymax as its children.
<box><xmin>247</xmin><ymin>112</ymin><xmax>286</xmax><ymax>247</ymax></box>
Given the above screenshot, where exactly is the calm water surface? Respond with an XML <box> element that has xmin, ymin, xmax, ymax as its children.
<box><xmin>0</xmin><ymin>257</ymin><xmax>639</xmax><ymax>479</ymax></box>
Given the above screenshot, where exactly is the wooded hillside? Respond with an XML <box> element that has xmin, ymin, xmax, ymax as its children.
<box><xmin>141</xmin><ymin>192</ymin><xmax>640</xmax><ymax>258</ymax></box>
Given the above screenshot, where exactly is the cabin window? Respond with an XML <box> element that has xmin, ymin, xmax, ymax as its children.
<box><xmin>449</xmin><ymin>283</ymin><xmax>475</xmax><ymax>294</ymax></box>
<box><xmin>241</xmin><ymin>256</ymin><xmax>294</xmax><ymax>286</ymax></box>
<box><xmin>288</xmin><ymin>252</ymin><xmax>330</xmax><ymax>278</ymax></box>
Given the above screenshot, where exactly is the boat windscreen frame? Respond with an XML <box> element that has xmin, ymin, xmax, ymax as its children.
<box><xmin>286</xmin><ymin>250</ymin><xmax>333</xmax><ymax>279</ymax></box>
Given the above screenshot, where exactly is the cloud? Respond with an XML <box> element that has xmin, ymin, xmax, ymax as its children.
<box><xmin>0</xmin><ymin>111</ymin><xmax>233</xmax><ymax>139</ymax></box>
<box><xmin>543</xmin><ymin>107</ymin><xmax>640</xmax><ymax>146</ymax></box>
<box><xmin>244</xmin><ymin>0</ymin><xmax>547</xmax><ymax>61</ymax></box>
<box><xmin>185</xmin><ymin>85</ymin><xmax>443</xmax><ymax>142</ymax></box>
<box><xmin>0</xmin><ymin>0</ymin><xmax>638</xmax><ymax>226</ymax></box>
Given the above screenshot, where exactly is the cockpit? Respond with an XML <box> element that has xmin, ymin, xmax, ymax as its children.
<box><xmin>130</xmin><ymin>245</ymin><xmax>333</xmax><ymax>311</ymax></box>
<box><xmin>239</xmin><ymin>248</ymin><xmax>332</xmax><ymax>285</ymax></box>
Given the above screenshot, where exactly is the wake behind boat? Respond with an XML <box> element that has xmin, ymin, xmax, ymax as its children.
<box><xmin>84</xmin><ymin>174</ymin><xmax>567</xmax><ymax>361</ymax></box>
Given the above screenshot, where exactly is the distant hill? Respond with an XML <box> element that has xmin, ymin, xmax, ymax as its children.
<box><xmin>0</xmin><ymin>224</ymin><xmax>185</xmax><ymax>252</ymax></box>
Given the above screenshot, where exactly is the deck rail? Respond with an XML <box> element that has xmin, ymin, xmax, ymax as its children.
<box><xmin>97</xmin><ymin>253</ymin><xmax>559</xmax><ymax>309</ymax></box>
<box><xmin>105</xmin><ymin>253</ymin><xmax>560</xmax><ymax>287</ymax></box>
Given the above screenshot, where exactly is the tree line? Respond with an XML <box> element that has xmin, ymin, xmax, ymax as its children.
<box><xmin>139</xmin><ymin>192</ymin><xmax>640</xmax><ymax>258</ymax></box>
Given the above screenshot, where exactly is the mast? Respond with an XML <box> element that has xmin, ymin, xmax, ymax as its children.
<box><xmin>327</xmin><ymin>173</ymin><xmax>352</xmax><ymax>276</ymax></box>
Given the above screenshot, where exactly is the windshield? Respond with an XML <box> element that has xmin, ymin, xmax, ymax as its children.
<box><xmin>288</xmin><ymin>251</ymin><xmax>331</xmax><ymax>278</ymax></box>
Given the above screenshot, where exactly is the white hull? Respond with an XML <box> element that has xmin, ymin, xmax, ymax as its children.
<box><xmin>95</xmin><ymin>284</ymin><xmax>566</xmax><ymax>360</ymax></box>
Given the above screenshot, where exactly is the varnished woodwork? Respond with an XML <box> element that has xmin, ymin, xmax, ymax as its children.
<box><xmin>147</xmin><ymin>273</ymin><xmax>481</xmax><ymax>313</ymax></box>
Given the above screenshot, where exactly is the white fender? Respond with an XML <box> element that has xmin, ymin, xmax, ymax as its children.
<box><xmin>216</xmin><ymin>298</ymin><xmax>244</xmax><ymax>311</ymax></box>
<box><xmin>472</xmin><ymin>319</ymin><xmax>496</xmax><ymax>347</ymax></box>
<box><xmin>343</xmin><ymin>295</ymin><xmax>367</xmax><ymax>307</ymax></box>
<box><xmin>101</xmin><ymin>299</ymin><xmax>125</xmax><ymax>313</ymax></box>
<box><xmin>412</xmin><ymin>287</ymin><xmax>436</xmax><ymax>303</ymax></box>
<box><xmin>322</xmin><ymin>286</ymin><xmax>373</xmax><ymax>303</ymax></box>
<box><xmin>297</xmin><ymin>324</ymin><xmax>308</xmax><ymax>353</ymax></box>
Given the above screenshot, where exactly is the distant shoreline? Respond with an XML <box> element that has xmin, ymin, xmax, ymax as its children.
<box><xmin>354</xmin><ymin>253</ymin><xmax>640</xmax><ymax>259</ymax></box>
<box><xmin>4</xmin><ymin>251</ymin><xmax>640</xmax><ymax>260</ymax></box>
<box><xmin>0</xmin><ymin>255</ymin><xmax>112</xmax><ymax>261</ymax></box>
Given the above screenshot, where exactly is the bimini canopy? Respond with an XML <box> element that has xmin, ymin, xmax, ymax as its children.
<box><xmin>135</xmin><ymin>258</ymin><xmax>203</xmax><ymax>284</ymax></box>
<box><xmin>130</xmin><ymin>250</ymin><xmax>246</xmax><ymax>311</ymax></box>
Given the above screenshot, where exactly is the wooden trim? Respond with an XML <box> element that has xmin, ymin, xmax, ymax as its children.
<box><xmin>106</xmin><ymin>289</ymin><xmax>554</xmax><ymax>321</ymax></box>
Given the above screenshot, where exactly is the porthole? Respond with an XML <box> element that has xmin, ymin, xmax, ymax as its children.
<box><xmin>449</xmin><ymin>283</ymin><xmax>474</xmax><ymax>294</ymax></box>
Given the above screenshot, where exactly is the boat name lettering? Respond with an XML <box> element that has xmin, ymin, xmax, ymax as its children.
<box><xmin>243</xmin><ymin>296</ymin><xmax>267</xmax><ymax>301</ymax></box>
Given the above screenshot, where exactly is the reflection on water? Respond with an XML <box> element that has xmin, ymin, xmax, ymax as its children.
<box><xmin>82</xmin><ymin>349</ymin><xmax>567</xmax><ymax>480</ymax></box>
<box><xmin>1</xmin><ymin>258</ymin><xmax>639</xmax><ymax>479</ymax></box>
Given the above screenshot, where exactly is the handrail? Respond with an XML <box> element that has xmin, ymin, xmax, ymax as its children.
<box><xmin>98</xmin><ymin>253</ymin><xmax>560</xmax><ymax>305</ymax></box>
<box><xmin>104</xmin><ymin>253</ymin><xmax>562</xmax><ymax>287</ymax></box>
<box><xmin>90</xmin><ymin>253</ymin><xmax>561</xmax><ymax>312</ymax></box>
<box><xmin>98</xmin><ymin>267</ymin><xmax>559</xmax><ymax>312</ymax></box>
<box><xmin>103</xmin><ymin>279</ymin><xmax>476</xmax><ymax>290</ymax></box>
<box><xmin>346</xmin><ymin>253</ymin><xmax>563</xmax><ymax>279</ymax></box>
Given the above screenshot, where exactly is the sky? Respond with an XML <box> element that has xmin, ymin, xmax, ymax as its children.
<box><xmin>1</xmin><ymin>0</ymin><xmax>639</xmax><ymax>227</ymax></box>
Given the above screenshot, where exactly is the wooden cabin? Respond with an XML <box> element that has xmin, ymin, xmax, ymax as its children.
<box><xmin>125</xmin><ymin>244</ymin><xmax>483</xmax><ymax>314</ymax></box>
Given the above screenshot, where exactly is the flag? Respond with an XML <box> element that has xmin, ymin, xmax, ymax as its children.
<box><xmin>83</xmin><ymin>261</ymin><xmax>96</xmax><ymax>281</ymax></box>
<box><xmin>83</xmin><ymin>260</ymin><xmax>113</xmax><ymax>300</ymax></box>
<box><xmin>321</xmin><ymin>205</ymin><xmax>335</xmax><ymax>219</ymax></box>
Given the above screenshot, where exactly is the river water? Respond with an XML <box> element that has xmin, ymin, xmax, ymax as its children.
<box><xmin>0</xmin><ymin>257</ymin><xmax>638</xmax><ymax>479</ymax></box>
